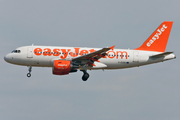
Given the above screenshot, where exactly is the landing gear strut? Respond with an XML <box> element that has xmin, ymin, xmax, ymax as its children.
<box><xmin>27</xmin><ymin>66</ymin><xmax>32</xmax><ymax>77</ymax></box>
<box><xmin>81</xmin><ymin>70</ymin><xmax>89</xmax><ymax>81</ymax></box>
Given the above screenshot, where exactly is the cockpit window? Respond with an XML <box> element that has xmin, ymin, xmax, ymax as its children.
<box><xmin>11</xmin><ymin>50</ymin><xmax>21</xmax><ymax>53</ymax></box>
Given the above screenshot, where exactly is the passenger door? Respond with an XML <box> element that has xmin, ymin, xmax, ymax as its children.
<box><xmin>133</xmin><ymin>51</ymin><xmax>139</xmax><ymax>62</ymax></box>
<box><xmin>27</xmin><ymin>47</ymin><xmax>33</xmax><ymax>58</ymax></box>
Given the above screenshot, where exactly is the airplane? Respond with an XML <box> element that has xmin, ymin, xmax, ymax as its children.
<box><xmin>4</xmin><ymin>21</ymin><xmax>176</xmax><ymax>81</ymax></box>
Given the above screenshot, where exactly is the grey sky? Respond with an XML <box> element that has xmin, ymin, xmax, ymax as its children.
<box><xmin>0</xmin><ymin>0</ymin><xmax>180</xmax><ymax>120</ymax></box>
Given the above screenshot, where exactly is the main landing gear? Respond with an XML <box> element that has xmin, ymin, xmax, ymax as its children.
<box><xmin>27</xmin><ymin>66</ymin><xmax>32</xmax><ymax>77</ymax></box>
<box><xmin>81</xmin><ymin>70</ymin><xmax>90</xmax><ymax>81</ymax></box>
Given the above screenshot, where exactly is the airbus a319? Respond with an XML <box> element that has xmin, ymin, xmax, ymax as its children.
<box><xmin>4</xmin><ymin>21</ymin><xmax>176</xmax><ymax>81</ymax></box>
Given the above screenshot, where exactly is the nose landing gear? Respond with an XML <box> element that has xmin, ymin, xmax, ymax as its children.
<box><xmin>27</xmin><ymin>66</ymin><xmax>32</xmax><ymax>77</ymax></box>
<box><xmin>81</xmin><ymin>70</ymin><xmax>89</xmax><ymax>81</ymax></box>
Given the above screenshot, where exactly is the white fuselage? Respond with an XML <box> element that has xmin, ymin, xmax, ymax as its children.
<box><xmin>4</xmin><ymin>45</ymin><xmax>176</xmax><ymax>70</ymax></box>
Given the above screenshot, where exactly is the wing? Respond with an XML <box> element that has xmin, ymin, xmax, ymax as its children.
<box><xmin>72</xmin><ymin>45</ymin><xmax>115</xmax><ymax>61</ymax></box>
<box><xmin>72</xmin><ymin>45</ymin><xmax>115</xmax><ymax>68</ymax></box>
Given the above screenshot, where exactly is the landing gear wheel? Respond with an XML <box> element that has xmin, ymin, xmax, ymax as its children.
<box><xmin>82</xmin><ymin>73</ymin><xmax>89</xmax><ymax>81</ymax></box>
<box><xmin>27</xmin><ymin>66</ymin><xmax>32</xmax><ymax>78</ymax></box>
<box><xmin>27</xmin><ymin>73</ymin><xmax>31</xmax><ymax>77</ymax></box>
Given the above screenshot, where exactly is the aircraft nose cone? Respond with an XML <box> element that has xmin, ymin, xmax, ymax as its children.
<box><xmin>4</xmin><ymin>54</ymin><xmax>11</xmax><ymax>63</ymax></box>
<box><xmin>4</xmin><ymin>55</ymin><xmax>8</xmax><ymax>62</ymax></box>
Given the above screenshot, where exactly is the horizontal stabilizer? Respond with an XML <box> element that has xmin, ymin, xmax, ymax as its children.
<box><xmin>150</xmin><ymin>52</ymin><xmax>173</xmax><ymax>58</ymax></box>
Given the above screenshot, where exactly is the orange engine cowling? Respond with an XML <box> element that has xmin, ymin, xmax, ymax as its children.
<box><xmin>53</xmin><ymin>60</ymin><xmax>72</xmax><ymax>75</ymax></box>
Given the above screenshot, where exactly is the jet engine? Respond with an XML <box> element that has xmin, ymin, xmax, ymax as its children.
<box><xmin>53</xmin><ymin>60</ymin><xmax>77</xmax><ymax>75</ymax></box>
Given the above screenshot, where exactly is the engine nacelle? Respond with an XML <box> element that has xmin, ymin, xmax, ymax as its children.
<box><xmin>53</xmin><ymin>60</ymin><xmax>75</xmax><ymax>75</ymax></box>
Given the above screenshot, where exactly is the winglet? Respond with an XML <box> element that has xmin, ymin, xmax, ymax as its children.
<box><xmin>110</xmin><ymin>45</ymin><xmax>115</xmax><ymax>50</ymax></box>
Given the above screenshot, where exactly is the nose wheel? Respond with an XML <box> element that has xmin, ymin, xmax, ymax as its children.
<box><xmin>27</xmin><ymin>73</ymin><xmax>31</xmax><ymax>77</ymax></box>
<box><xmin>81</xmin><ymin>70</ymin><xmax>89</xmax><ymax>81</ymax></box>
<box><xmin>27</xmin><ymin>66</ymin><xmax>32</xmax><ymax>77</ymax></box>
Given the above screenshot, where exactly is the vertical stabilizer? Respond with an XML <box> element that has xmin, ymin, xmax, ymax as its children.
<box><xmin>135</xmin><ymin>21</ymin><xmax>173</xmax><ymax>52</ymax></box>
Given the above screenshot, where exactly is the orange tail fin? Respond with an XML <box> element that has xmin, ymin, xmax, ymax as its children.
<box><xmin>135</xmin><ymin>21</ymin><xmax>173</xmax><ymax>52</ymax></box>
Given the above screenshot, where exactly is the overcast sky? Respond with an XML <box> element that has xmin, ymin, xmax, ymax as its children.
<box><xmin>0</xmin><ymin>0</ymin><xmax>180</xmax><ymax>120</ymax></box>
